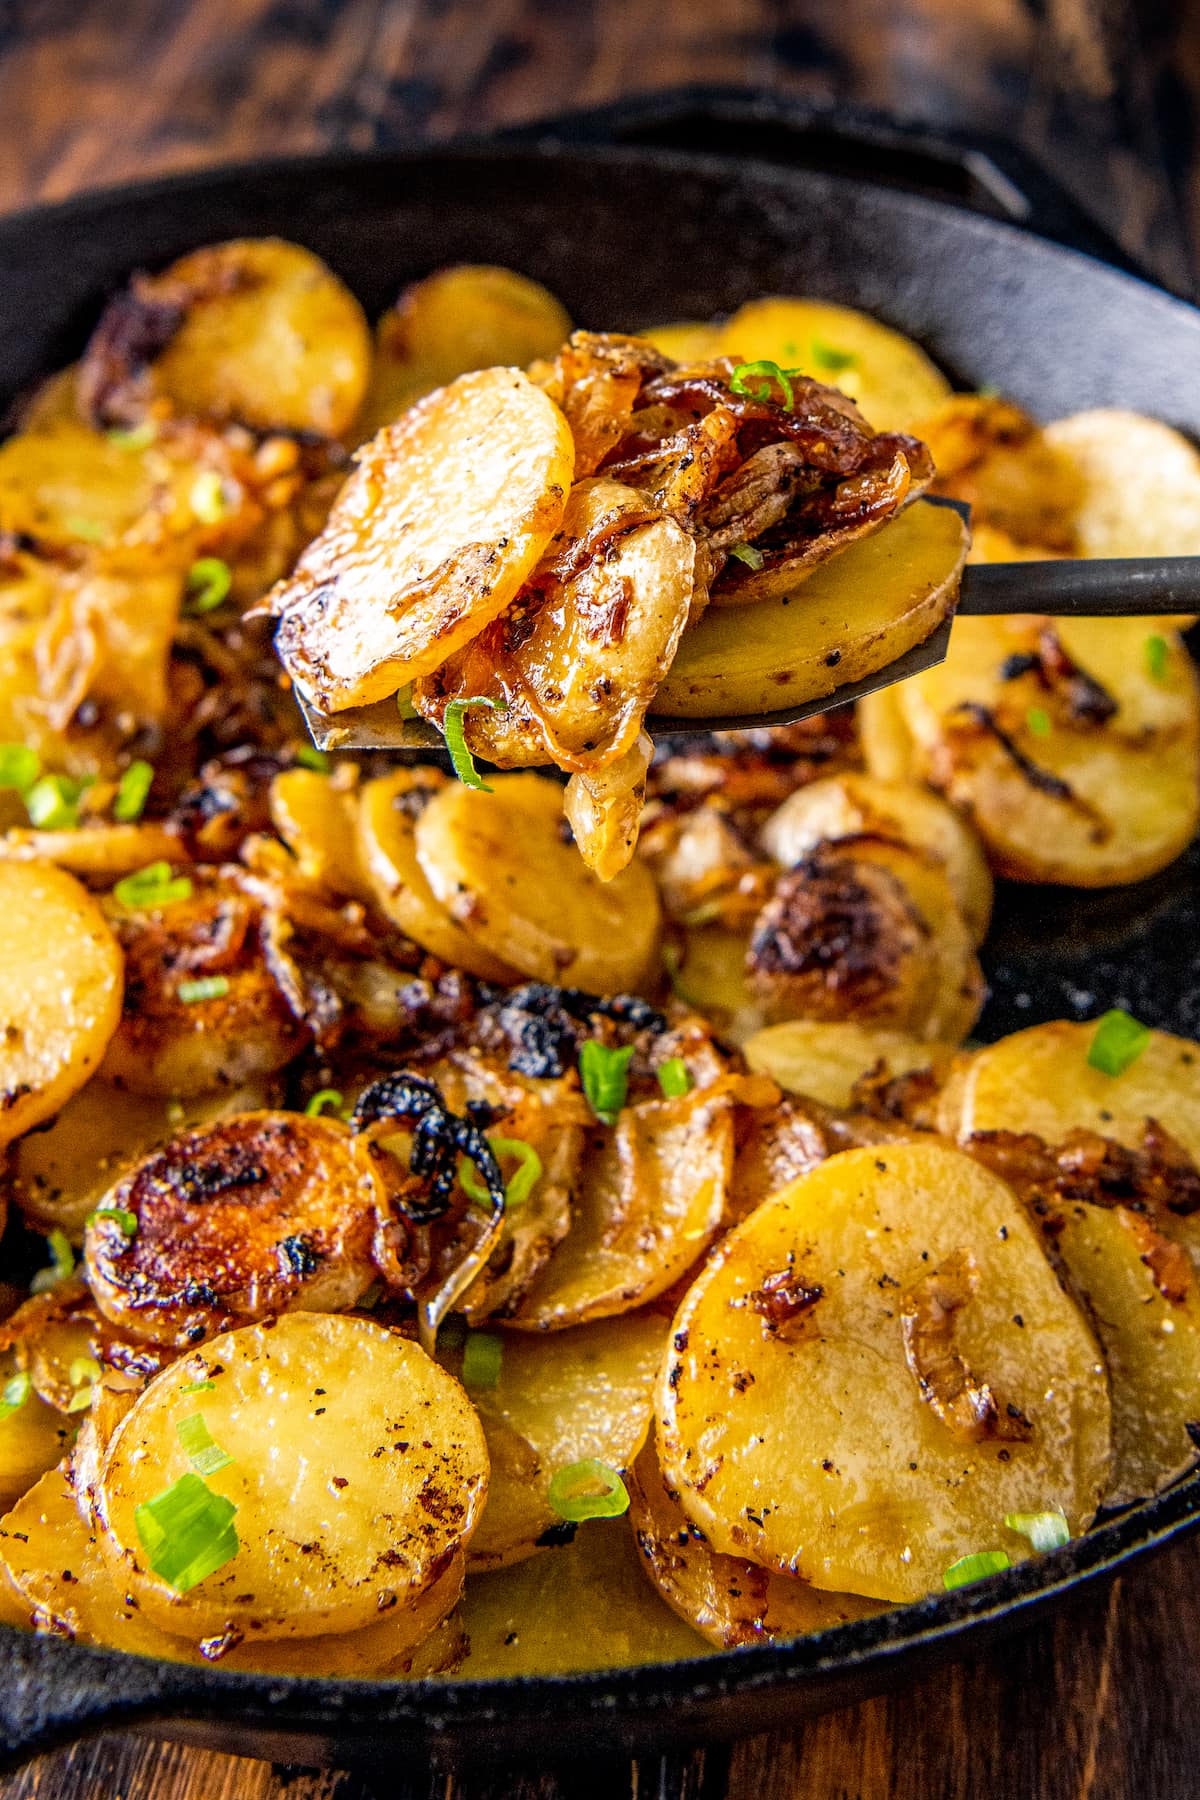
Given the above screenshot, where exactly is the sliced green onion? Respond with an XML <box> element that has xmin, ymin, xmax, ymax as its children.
<box><xmin>65</xmin><ymin>514</ymin><xmax>106</xmax><ymax>543</ymax></box>
<box><xmin>86</xmin><ymin>1206</ymin><xmax>138</xmax><ymax>1240</ymax></box>
<box><xmin>0</xmin><ymin>1372</ymin><xmax>31</xmax><ymax>1425</ymax></box>
<box><xmin>1087</xmin><ymin>1008</ymin><xmax>1151</xmax><ymax>1078</ymax></box>
<box><xmin>808</xmin><ymin>337</ymin><xmax>857</xmax><ymax>374</ymax></box>
<box><xmin>66</xmin><ymin>1355</ymin><xmax>102</xmax><ymax>1412</ymax></box>
<box><xmin>547</xmin><ymin>1459</ymin><xmax>630</xmax><ymax>1523</ymax></box>
<box><xmin>24</xmin><ymin>773</ymin><xmax>93</xmax><ymax>830</ymax></box>
<box><xmin>942</xmin><ymin>1550</ymin><xmax>1011</xmax><ymax>1590</ymax></box>
<box><xmin>305</xmin><ymin>1088</ymin><xmax>345</xmax><ymax>1118</ymax></box>
<box><xmin>728</xmin><ymin>542</ymin><xmax>765</xmax><ymax>571</ymax></box>
<box><xmin>656</xmin><ymin>1057</ymin><xmax>692</xmax><ymax>1099</ymax></box>
<box><xmin>461</xmin><ymin>1331</ymin><xmax>504</xmax><ymax>1390</ymax></box>
<box><xmin>189</xmin><ymin>472</ymin><xmax>228</xmax><ymax>525</ymax></box>
<box><xmin>113</xmin><ymin>759</ymin><xmax>154</xmax><ymax>822</ymax></box>
<box><xmin>30</xmin><ymin>1228</ymin><xmax>74</xmax><ymax>1295</ymax></box>
<box><xmin>177</xmin><ymin>975</ymin><xmax>230</xmax><ymax>1005</ymax></box>
<box><xmin>184</xmin><ymin>556</ymin><xmax>233</xmax><ymax>615</ymax></box>
<box><xmin>180</xmin><ymin>1379</ymin><xmax>216</xmax><ymax>1396</ymax></box>
<box><xmin>1005</xmin><ymin>1509</ymin><xmax>1070</xmax><ymax>1553</ymax></box>
<box><xmin>1145</xmin><ymin>634</ymin><xmax>1170</xmax><ymax>682</ymax></box>
<box><xmin>579</xmin><ymin>1040</ymin><xmax>634</xmax><ymax>1125</ymax></box>
<box><xmin>294</xmin><ymin>745</ymin><xmax>330</xmax><ymax>773</ymax></box>
<box><xmin>107</xmin><ymin>421</ymin><xmax>156</xmax><ymax>451</ymax></box>
<box><xmin>443</xmin><ymin>696</ymin><xmax>504</xmax><ymax>792</ymax></box>
<box><xmin>176</xmin><ymin>1412</ymin><xmax>233</xmax><ymax>1477</ymax></box>
<box><xmin>134</xmin><ymin>1472</ymin><xmax>239</xmax><ymax>1593</ymax></box>
<box><xmin>396</xmin><ymin>685</ymin><xmax>419</xmax><ymax>720</ymax></box>
<box><xmin>729</xmin><ymin>359</ymin><xmax>794</xmax><ymax>411</ymax></box>
<box><xmin>461</xmin><ymin>1135</ymin><xmax>543</xmax><ymax>1210</ymax></box>
<box><xmin>1025</xmin><ymin>706</ymin><xmax>1052</xmax><ymax>738</ymax></box>
<box><xmin>113</xmin><ymin>861</ymin><xmax>193</xmax><ymax>910</ymax></box>
<box><xmin>0</xmin><ymin>745</ymin><xmax>39</xmax><ymax>791</ymax></box>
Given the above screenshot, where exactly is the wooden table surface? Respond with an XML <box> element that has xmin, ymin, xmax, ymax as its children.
<box><xmin>2</xmin><ymin>1</ymin><xmax>1200</xmax><ymax>1794</ymax></box>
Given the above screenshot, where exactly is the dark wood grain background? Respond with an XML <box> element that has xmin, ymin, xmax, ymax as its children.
<box><xmin>1</xmin><ymin>1</ymin><xmax>1199</xmax><ymax>1794</ymax></box>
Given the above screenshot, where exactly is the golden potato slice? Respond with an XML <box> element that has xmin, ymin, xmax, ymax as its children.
<box><xmin>668</xmin><ymin>924</ymin><xmax>766</xmax><ymax>1047</ymax></box>
<box><xmin>658</xmin><ymin>1142</ymin><xmax>1110</xmax><ymax>1602</ymax></box>
<box><xmin>761</xmin><ymin>772</ymin><xmax>993</xmax><ymax>942</ymax></box>
<box><xmin>11</xmin><ymin>1077</ymin><xmax>270</xmax><ymax>1240</ymax></box>
<box><xmin>627</xmin><ymin>1444</ymin><xmax>882</xmax><ymax>1648</ymax></box>
<box><xmin>358</xmin><ymin>264</ymin><xmax>571</xmax><ymax>442</ymax></box>
<box><xmin>897</xmin><ymin>616</ymin><xmax>1200</xmax><ymax>885</ymax></box>
<box><xmin>717</xmin><ymin>298</ymin><xmax>951</xmax><ymax>432</ymax></box>
<box><xmin>144</xmin><ymin>239</ymin><xmax>371</xmax><ymax>438</ymax></box>
<box><xmin>0</xmin><ymin>1386</ymin><xmax>74</xmax><ymax>1512</ymax></box>
<box><xmin>267</xmin><ymin>766</ymin><xmax>373</xmax><ymax>904</ymax></box>
<box><xmin>0</xmin><ymin>822</ymin><xmax>180</xmax><ymax>879</ymax></box>
<box><xmin>270</xmin><ymin>368</ymin><xmax>575</xmax><ymax>711</ymax></box>
<box><xmin>510</xmin><ymin>1084</ymin><xmax>733</xmax><ymax>1329</ymax></box>
<box><xmin>415</xmin><ymin>773</ymin><xmax>661</xmax><ymax>992</ymax></box>
<box><xmin>454</xmin><ymin>1516</ymin><xmax>707</xmax><ymax>1677</ymax></box>
<box><xmin>0</xmin><ymin>862</ymin><xmax>123</xmax><ymax>1148</ymax></box>
<box><xmin>744</xmin><ymin>1020</ymin><xmax>953</xmax><ymax>1110</ymax></box>
<box><xmin>1044</xmin><ymin>410</ymin><xmax>1200</xmax><ymax>559</ymax></box>
<box><xmin>857</xmin><ymin>684</ymin><xmax>920</xmax><ymax>782</ymax></box>
<box><xmin>96</xmin><ymin>1313</ymin><xmax>489</xmax><ymax>1640</ymax></box>
<box><xmin>356</xmin><ymin>769</ymin><xmax>520</xmax><ymax>982</ymax></box>
<box><xmin>656</xmin><ymin>501</ymin><xmax>966</xmax><ymax>721</ymax></box>
<box><xmin>563</xmin><ymin>732</ymin><xmax>654</xmax><ymax>882</ymax></box>
<box><xmin>917</xmin><ymin>395</ymin><xmax>1083</xmax><ymax>551</ymax></box>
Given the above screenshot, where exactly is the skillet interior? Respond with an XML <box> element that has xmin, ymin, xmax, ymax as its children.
<box><xmin>1</xmin><ymin>132</ymin><xmax>1199</xmax><ymax>1772</ymax></box>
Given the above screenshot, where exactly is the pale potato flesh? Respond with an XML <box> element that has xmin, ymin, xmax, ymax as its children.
<box><xmin>743</xmin><ymin>1019</ymin><xmax>954</xmax><ymax>1111</ymax></box>
<box><xmin>97</xmin><ymin>1313</ymin><xmax>489</xmax><ymax>1640</ymax></box>
<box><xmin>1044</xmin><ymin>410</ymin><xmax>1200</xmax><ymax>560</ymax></box>
<box><xmin>0</xmin><ymin>861</ymin><xmax>124</xmax><ymax>1148</ymax></box>
<box><xmin>271</xmin><ymin>368</ymin><xmax>575</xmax><ymax>710</ymax></box>
<box><xmin>658</xmin><ymin>1143</ymin><xmax>1110</xmax><ymax>1602</ymax></box>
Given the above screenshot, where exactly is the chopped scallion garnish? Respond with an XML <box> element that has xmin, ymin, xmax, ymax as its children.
<box><xmin>728</xmin><ymin>542</ymin><xmax>765</xmax><ymax>571</ymax></box>
<box><xmin>87</xmin><ymin>1206</ymin><xmax>138</xmax><ymax>1240</ymax></box>
<box><xmin>942</xmin><ymin>1549</ymin><xmax>1011</xmax><ymax>1589</ymax></box>
<box><xmin>0</xmin><ymin>1372</ymin><xmax>30</xmax><ymax>1425</ymax></box>
<box><xmin>579</xmin><ymin>1040</ymin><xmax>634</xmax><ymax>1126</ymax></box>
<box><xmin>134</xmin><ymin>1472</ymin><xmax>239</xmax><ymax>1593</ymax></box>
<box><xmin>189</xmin><ymin>472</ymin><xmax>228</xmax><ymax>525</ymax></box>
<box><xmin>294</xmin><ymin>745</ymin><xmax>330</xmax><ymax>773</ymax></box>
<box><xmin>461</xmin><ymin>1331</ymin><xmax>503</xmax><ymax>1389</ymax></box>
<box><xmin>1145</xmin><ymin>634</ymin><xmax>1170</xmax><ymax>682</ymax></box>
<box><xmin>66</xmin><ymin>1355</ymin><xmax>102</xmax><ymax>1412</ymax></box>
<box><xmin>396</xmin><ymin>685</ymin><xmax>419</xmax><ymax>720</ymax></box>
<box><xmin>729</xmin><ymin>359</ymin><xmax>795</xmax><ymax>411</ymax></box>
<box><xmin>1025</xmin><ymin>706</ymin><xmax>1052</xmax><ymax>738</ymax></box>
<box><xmin>180</xmin><ymin>1379</ymin><xmax>216</xmax><ymax>1396</ymax></box>
<box><xmin>65</xmin><ymin>514</ymin><xmax>106</xmax><ymax>543</ymax></box>
<box><xmin>177</xmin><ymin>975</ymin><xmax>230</xmax><ymax>1005</ymax></box>
<box><xmin>24</xmin><ymin>773</ymin><xmax>94</xmax><ymax>831</ymax></box>
<box><xmin>656</xmin><ymin>1057</ymin><xmax>692</xmax><ymax>1099</ymax></box>
<box><xmin>30</xmin><ymin>1228</ymin><xmax>74</xmax><ymax>1295</ymax></box>
<box><xmin>443</xmin><ymin>696</ymin><xmax>504</xmax><ymax>791</ymax></box>
<box><xmin>0</xmin><ymin>745</ymin><xmax>39</xmax><ymax>792</ymax></box>
<box><xmin>176</xmin><ymin>1411</ymin><xmax>233</xmax><ymax>1477</ymax></box>
<box><xmin>184</xmin><ymin>556</ymin><xmax>233</xmax><ymax>615</ymax></box>
<box><xmin>107</xmin><ymin>421</ymin><xmax>156</xmax><ymax>452</ymax></box>
<box><xmin>1004</xmin><ymin>1509</ymin><xmax>1069</xmax><ymax>1553</ymax></box>
<box><xmin>460</xmin><ymin>1135</ymin><xmax>543</xmax><ymax>1210</ymax></box>
<box><xmin>808</xmin><ymin>337</ymin><xmax>858</xmax><ymax>374</ymax></box>
<box><xmin>1087</xmin><ymin>1008</ymin><xmax>1151</xmax><ymax>1078</ymax></box>
<box><xmin>547</xmin><ymin>1459</ymin><xmax>630</xmax><ymax>1523</ymax></box>
<box><xmin>113</xmin><ymin>861</ymin><xmax>193</xmax><ymax>910</ymax></box>
<box><xmin>305</xmin><ymin>1088</ymin><xmax>345</xmax><ymax>1118</ymax></box>
<box><xmin>113</xmin><ymin>760</ymin><xmax>154</xmax><ymax>822</ymax></box>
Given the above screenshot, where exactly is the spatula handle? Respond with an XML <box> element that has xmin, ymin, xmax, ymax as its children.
<box><xmin>958</xmin><ymin>558</ymin><xmax>1200</xmax><ymax>617</ymax></box>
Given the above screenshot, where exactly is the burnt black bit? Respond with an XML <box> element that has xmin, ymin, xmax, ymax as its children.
<box><xmin>952</xmin><ymin>702</ymin><xmax>1075</xmax><ymax>802</ymax></box>
<box><xmin>999</xmin><ymin>652</ymin><xmax>1041</xmax><ymax>682</ymax></box>
<box><xmin>535</xmin><ymin>1521</ymin><xmax>579</xmax><ymax>1548</ymax></box>
<box><xmin>277</xmin><ymin>1234</ymin><xmax>321</xmax><ymax>1279</ymax></box>
<box><xmin>351</xmin><ymin>1069</ymin><xmax>505</xmax><ymax>1225</ymax></box>
<box><xmin>155</xmin><ymin>1149</ymin><xmax>270</xmax><ymax>1205</ymax></box>
<box><xmin>181</xmin><ymin>1278</ymin><xmax>220</xmax><ymax>1309</ymax></box>
<box><xmin>480</xmin><ymin>982</ymin><xmax>665</xmax><ymax>1080</ymax></box>
<box><xmin>1035</xmin><ymin>626</ymin><xmax>1119</xmax><ymax>726</ymax></box>
<box><xmin>77</xmin><ymin>278</ymin><xmax>184</xmax><ymax>426</ymax></box>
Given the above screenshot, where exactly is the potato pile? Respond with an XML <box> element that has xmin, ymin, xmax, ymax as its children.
<box><xmin>0</xmin><ymin>244</ymin><xmax>1197</xmax><ymax>1681</ymax></box>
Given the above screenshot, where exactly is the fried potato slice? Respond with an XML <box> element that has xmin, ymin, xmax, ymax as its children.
<box><xmin>0</xmin><ymin>1388</ymin><xmax>74</xmax><ymax>1512</ymax></box>
<box><xmin>655</xmin><ymin>500</ymin><xmax>966</xmax><ymax>721</ymax></box>
<box><xmin>0</xmin><ymin>821</ymin><xmax>181</xmax><ymax>879</ymax></box>
<box><xmin>356</xmin><ymin>769</ymin><xmax>520</xmax><ymax>982</ymax></box>
<box><xmin>640</xmin><ymin>321</ymin><xmax>724</xmax><ymax>363</ymax></box>
<box><xmin>510</xmin><ymin>1084</ymin><xmax>733</xmax><ymax>1330</ymax></box>
<box><xmin>357</xmin><ymin>264</ymin><xmax>571</xmax><ymax>442</ymax></box>
<box><xmin>1044</xmin><ymin>409</ymin><xmax>1200</xmax><ymax>559</ymax></box>
<box><xmin>857</xmin><ymin>684</ymin><xmax>920</xmax><ymax>782</ymax></box>
<box><xmin>896</xmin><ymin>616</ymin><xmax>1200</xmax><ymax>885</ymax></box>
<box><xmin>413</xmin><ymin>477</ymin><xmax>695</xmax><ymax>776</ymax></box>
<box><xmin>627</xmin><ymin>1444</ymin><xmax>882</xmax><ymax>1648</ymax></box>
<box><xmin>96</xmin><ymin>1313</ymin><xmax>489</xmax><ymax>1640</ymax></box>
<box><xmin>717</xmin><ymin>298</ymin><xmax>951</xmax><ymax>433</ymax></box>
<box><xmin>918</xmin><ymin>395</ymin><xmax>1083</xmax><ymax>551</ymax></box>
<box><xmin>667</xmin><ymin>924</ymin><xmax>766</xmax><ymax>1047</ymax></box>
<box><xmin>743</xmin><ymin>1019</ymin><xmax>953</xmax><ymax>1111</ymax></box>
<box><xmin>760</xmin><ymin>772</ymin><xmax>993</xmax><ymax>942</ymax></box>
<box><xmin>267</xmin><ymin>766</ymin><xmax>373</xmax><ymax>904</ymax></box>
<box><xmin>454</xmin><ymin>1515</ymin><xmax>707</xmax><ymax>1677</ymax></box>
<box><xmin>84</xmin><ymin>1112</ymin><xmax>385</xmax><ymax>1347</ymax></box>
<box><xmin>0</xmin><ymin>861</ymin><xmax>123</xmax><ymax>1148</ymax></box>
<box><xmin>415</xmin><ymin>773</ymin><xmax>661</xmax><ymax>992</ymax></box>
<box><xmin>270</xmin><ymin>368</ymin><xmax>575</xmax><ymax>711</ymax></box>
<box><xmin>658</xmin><ymin>1142</ymin><xmax>1110</xmax><ymax>1602</ymax></box>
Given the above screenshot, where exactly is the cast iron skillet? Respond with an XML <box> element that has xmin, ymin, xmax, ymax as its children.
<box><xmin>1</xmin><ymin>93</ymin><xmax>1200</xmax><ymax>1776</ymax></box>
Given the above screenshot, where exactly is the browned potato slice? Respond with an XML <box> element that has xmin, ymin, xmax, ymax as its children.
<box><xmin>658</xmin><ymin>1142</ymin><xmax>1110</xmax><ymax>1603</ymax></box>
<box><xmin>917</xmin><ymin>395</ymin><xmax>1083</xmax><ymax>551</ymax></box>
<box><xmin>628</xmin><ymin>1444</ymin><xmax>883</xmax><ymax>1647</ymax></box>
<box><xmin>668</xmin><ymin>924</ymin><xmax>766</xmax><ymax>1047</ymax></box>
<box><xmin>358</xmin><ymin>264</ymin><xmax>571</xmax><ymax>441</ymax></box>
<box><xmin>760</xmin><ymin>772</ymin><xmax>993</xmax><ymax>942</ymax></box>
<box><xmin>897</xmin><ymin>616</ymin><xmax>1200</xmax><ymax>886</ymax></box>
<box><xmin>563</xmin><ymin>732</ymin><xmax>654</xmax><ymax>882</ymax></box>
<box><xmin>356</xmin><ymin>768</ymin><xmax>520</xmax><ymax>981</ymax></box>
<box><xmin>84</xmin><ymin>1112</ymin><xmax>384</xmax><ymax>1347</ymax></box>
<box><xmin>12</xmin><ymin>1077</ymin><xmax>271</xmax><ymax>1240</ymax></box>
<box><xmin>415</xmin><ymin>773</ymin><xmax>661</xmax><ymax>992</ymax></box>
<box><xmin>97</xmin><ymin>1313</ymin><xmax>489</xmax><ymax>1640</ymax></box>
<box><xmin>656</xmin><ymin>501</ymin><xmax>966</xmax><ymax>721</ymax></box>
<box><xmin>144</xmin><ymin>239</ymin><xmax>371</xmax><ymax>438</ymax></box>
<box><xmin>267</xmin><ymin>766</ymin><xmax>373</xmax><ymax>903</ymax></box>
<box><xmin>857</xmin><ymin>684</ymin><xmax>921</xmax><ymax>781</ymax></box>
<box><xmin>744</xmin><ymin>1019</ymin><xmax>953</xmax><ymax>1110</ymax></box>
<box><xmin>0</xmin><ymin>1387</ymin><xmax>74</xmax><ymax>1512</ymax></box>
<box><xmin>454</xmin><ymin>1516</ymin><xmax>708</xmax><ymax>1676</ymax></box>
<box><xmin>0</xmin><ymin>862</ymin><xmax>123</xmax><ymax>1148</ymax></box>
<box><xmin>0</xmin><ymin>822</ymin><xmax>181</xmax><ymax>879</ymax></box>
<box><xmin>1044</xmin><ymin>410</ymin><xmax>1200</xmax><ymax>559</ymax></box>
<box><xmin>717</xmin><ymin>299</ymin><xmax>951</xmax><ymax>432</ymax></box>
<box><xmin>510</xmin><ymin>1084</ymin><xmax>733</xmax><ymax>1330</ymax></box>
<box><xmin>271</xmin><ymin>368</ymin><xmax>575</xmax><ymax>710</ymax></box>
